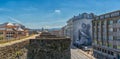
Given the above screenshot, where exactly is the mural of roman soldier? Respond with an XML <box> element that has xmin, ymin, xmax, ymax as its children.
<box><xmin>78</xmin><ymin>23</ymin><xmax>91</xmax><ymax>45</ymax></box>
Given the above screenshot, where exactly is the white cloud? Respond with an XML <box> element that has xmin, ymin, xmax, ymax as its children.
<box><xmin>0</xmin><ymin>8</ymin><xmax>11</xmax><ymax>11</ymax></box>
<box><xmin>54</xmin><ymin>9</ymin><xmax>61</xmax><ymax>14</ymax></box>
<box><xmin>8</xmin><ymin>16</ymin><xmax>22</xmax><ymax>24</ymax></box>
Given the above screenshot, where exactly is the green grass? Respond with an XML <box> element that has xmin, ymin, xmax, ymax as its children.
<box><xmin>0</xmin><ymin>34</ymin><xmax>35</xmax><ymax>44</ymax></box>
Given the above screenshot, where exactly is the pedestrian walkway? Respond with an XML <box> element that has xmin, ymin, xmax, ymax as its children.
<box><xmin>71</xmin><ymin>49</ymin><xmax>90</xmax><ymax>59</ymax></box>
<box><xmin>0</xmin><ymin>34</ymin><xmax>38</xmax><ymax>47</ymax></box>
<box><xmin>71</xmin><ymin>45</ymin><xmax>95</xmax><ymax>59</ymax></box>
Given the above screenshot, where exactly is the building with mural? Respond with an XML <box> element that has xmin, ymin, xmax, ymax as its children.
<box><xmin>62</xmin><ymin>13</ymin><xmax>95</xmax><ymax>46</ymax></box>
<box><xmin>72</xmin><ymin>13</ymin><xmax>95</xmax><ymax>46</ymax></box>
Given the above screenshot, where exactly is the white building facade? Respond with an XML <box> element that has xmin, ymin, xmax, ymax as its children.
<box><xmin>66</xmin><ymin>19</ymin><xmax>73</xmax><ymax>38</ymax></box>
<box><xmin>72</xmin><ymin>13</ymin><xmax>95</xmax><ymax>45</ymax></box>
<box><xmin>62</xmin><ymin>13</ymin><xmax>95</xmax><ymax>46</ymax></box>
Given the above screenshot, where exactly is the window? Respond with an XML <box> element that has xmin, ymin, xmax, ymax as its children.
<box><xmin>117</xmin><ymin>53</ymin><xmax>120</xmax><ymax>59</ymax></box>
<box><xmin>97</xmin><ymin>22</ymin><xmax>99</xmax><ymax>26</ymax></box>
<box><xmin>104</xmin><ymin>21</ymin><xmax>106</xmax><ymax>25</ymax></box>
<box><xmin>101</xmin><ymin>21</ymin><xmax>104</xmax><ymax>25</ymax></box>
<box><xmin>113</xmin><ymin>28</ymin><xmax>117</xmax><ymax>32</ymax></box>
<box><xmin>100</xmin><ymin>16</ymin><xmax>104</xmax><ymax>19</ymax></box>
<box><xmin>94</xmin><ymin>39</ymin><xmax>97</xmax><ymax>44</ymax></box>
<box><xmin>109</xmin><ymin>36</ymin><xmax>113</xmax><ymax>40</ymax></box>
<box><xmin>0</xmin><ymin>32</ymin><xmax>3</xmax><ymax>34</ymax></box>
<box><xmin>113</xmin><ymin>45</ymin><xmax>117</xmax><ymax>49</ymax></box>
<box><xmin>105</xmin><ymin>14</ymin><xmax>110</xmax><ymax>18</ymax></box>
<box><xmin>94</xmin><ymin>47</ymin><xmax>96</xmax><ymax>50</ymax></box>
<box><xmin>104</xmin><ymin>50</ymin><xmax>107</xmax><ymax>53</ymax></box>
<box><xmin>96</xmin><ymin>17</ymin><xmax>99</xmax><ymax>20</ymax></box>
<box><xmin>98</xmin><ymin>48</ymin><xmax>100</xmax><ymax>51</ymax></box>
<box><xmin>111</xmin><ymin>12</ymin><xmax>120</xmax><ymax>17</ymax></box>
<box><xmin>108</xmin><ymin>40</ymin><xmax>113</xmax><ymax>48</ymax></box>
<box><xmin>93</xmin><ymin>22</ymin><xmax>96</xmax><ymax>26</ymax></box>
<box><xmin>108</xmin><ymin>20</ymin><xmax>113</xmax><ymax>25</ymax></box>
<box><xmin>103</xmin><ymin>36</ymin><xmax>106</xmax><ymax>40</ymax></box>
<box><xmin>109</xmin><ymin>28</ymin><xmax>113</xmax><ymax>32</ymax></box>
<box><xmin>116</xmin><ymin>36</ymin><xmax>120</xmax><ymax>40</ymax></box>
<box><xmin>111</xmin><ymin>51</ymin><xmax>114</xmax><ymax>55</ymax></box>
<box><xmin>108</xmin><ymin>51</ymin><xmax>111</xmax><ymax>54</ymax></box>
<box><xmin>88</xmin><ymin>14</ymin><xmax>94</xmax><ymax>19</ymax></box>
<box><xmin>99</xmin><ymin>21</ymin><xmax>101</xmax><ymax>25</ymax></box>
<box><xmin>98</xmin><ymin>28</ymin><xmax>100</xmax><ymax>32</ymax></box>
<box><xmin>18</xmin><ymin>32</ymin><xmax>22</xmax><ymax>34</ymax></box>
<box><xmin>113</xmin><ymin>20</ymin><xmax>117</xmax><ymax>23</ymax></box>
<box><xmin>117</xmin><ymin>19</ymin><xmax>120</xmax><ymax>23</ymax></box>
<box><xmin>13</xmin><ymin>32</ymin><xmax>15</xmax><ymax>34</ymax></box>
<box><xmin>102</xmin><ymin>49</ymin><xmax>104</xmax><ymax>52</ymax></box>
<box><xmin>117</xmin><ymin>28</ymin><xmax>120</xmax><ymax>32</ymax></box>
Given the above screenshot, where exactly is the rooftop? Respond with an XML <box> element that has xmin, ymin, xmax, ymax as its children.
<box><xmin>67</xmin><ymin>13</ymin><xmax>95</xmax><ymax>22</ymax></box>
<box><xmin>95</xmin><ymin>10</ymin><xmax>120</xmax><ymax>20</ymax></box>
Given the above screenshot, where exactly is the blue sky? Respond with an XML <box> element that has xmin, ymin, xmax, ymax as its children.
<box><xmin>0</xmin><ymin>0</ymin><xmax>120</xmax><ymax>29</ymax></box>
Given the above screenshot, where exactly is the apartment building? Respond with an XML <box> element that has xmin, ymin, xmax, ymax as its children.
<box><xmin>92</xmin><ymin>10</ymin><xmax>120</xmax><ymax>59</ymax></box>
<box><xmin>62</xmin><ymin>25</ymin><xmax>69</xmax><ymax>37</ymax></box>
<box><xmin>62</xmin><ymin>13</ymin><xmax>95</xmax><ymax>46</ymax></box>
<box><xmin>0</xmin><ymin>22</ymin><xmax>29</xmax><ymax>40</ymax></box>
<box><xmin>72</xmin><ymin>13</ymin><xmax>95</xmax><ymax>46</ymax></box>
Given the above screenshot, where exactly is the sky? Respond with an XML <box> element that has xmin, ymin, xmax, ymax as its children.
<box><xmin>0</xmin><ymin>0</ymin><xmax>120</xmax><ymax>29</ymax></box>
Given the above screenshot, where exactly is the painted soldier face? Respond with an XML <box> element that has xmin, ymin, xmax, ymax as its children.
<box><xmin>81</xmin><ymin>23</ymin><xmax>86</xmax><ymax>28</ymax></box>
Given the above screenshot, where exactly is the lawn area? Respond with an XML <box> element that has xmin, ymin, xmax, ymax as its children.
<box><xmin>0</xmin><ymin>34</ymin><xmax>35</xmax><ymax>44</ymax></box>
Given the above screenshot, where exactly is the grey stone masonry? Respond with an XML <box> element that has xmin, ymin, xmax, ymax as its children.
<box><xmin>27</xmin><ymin>32</ymin><xmax>71</xmax><ymax>59</ymax></box>
<box><xmin>0</xmin><ymin>40</ymin><xmax>29</xmax><ymax>59</ymax></box>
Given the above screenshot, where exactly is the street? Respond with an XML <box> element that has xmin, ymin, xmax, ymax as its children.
<box><xmin>70</xmin><ymin>45</ymin><xmax>95</xmax><ymax>59</ymax></box>
<box><xmin>71</xmin><ymin>49</ymin><xmax>90</xmax><ymax>59</ymax></box>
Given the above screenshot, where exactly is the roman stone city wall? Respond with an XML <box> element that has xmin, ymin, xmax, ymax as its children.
<box><xmin>27</xmin><ymin>38</ymin><xmax>71</xmax><ymax>59</ymax></box>
<box><xmin>0</xmin><ymin>40</ymin><xmax>29</xmax><ymax>59</ymax></box>
<box><xmin>0</xmin><ymin>32</ymin><xmax>71</xmax><ymax>59</ymax></box>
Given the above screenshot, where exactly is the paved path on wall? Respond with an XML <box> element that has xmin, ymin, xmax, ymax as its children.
<box><xmin>71</xmin><ymin>45</ymin><xmax>96</xmax><ymax>59</ymax></box>
<box><xmin>0</xmin><ymin>34</ymin><xmax>38</xmax><ymax>47</ymax></box>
